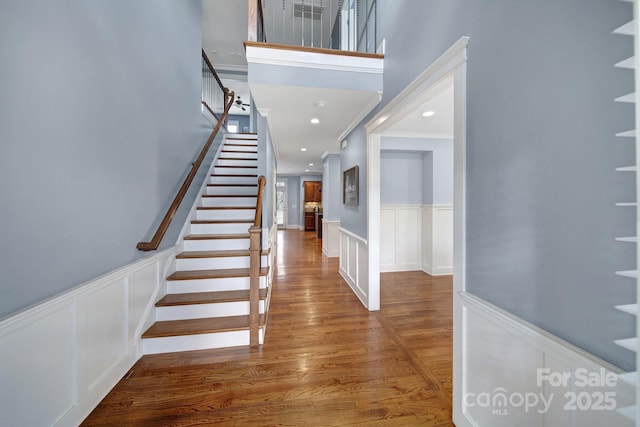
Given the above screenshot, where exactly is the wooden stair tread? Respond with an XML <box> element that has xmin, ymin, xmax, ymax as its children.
<box><xmin>221</xmin><ymin>150</ymin><xmax>258</xmax><ymax>154</ymax></box>
<box><xmin>142</xmin><ymin>314</ymin><xmax>265</xmax><ymax>338</ymax></box>
<box><xmin>183</xmin><ymin>233</ymin><xmax>250</xmax><ymax>240</ymax></box>
<box><xmin>167</xmin><ymin>267</ymin><xmax>269</xmax><ymax>281</ymax></box>
<box><xmin>176</xmin><ymin>249</ymin><xmax>269</xmax><ymax>258</ymax></box>
<box><xmin>156</xmin><ymin>289</ymin><xmax>267</xmax><ymax>307</ymax></box>
<box><xmin>191</xmin><ymin>219</ymin><xmax>254</xmax><ymax>224</ymax></box>
<box><xmin>196</xmin><ymin>206</ymin><xmax>255</xmax><ymax>210</ymax></box>
<box><xmin>216</xmin><ymin>157</ymin><xmax>257</xmax><ymax>161</ymax></box>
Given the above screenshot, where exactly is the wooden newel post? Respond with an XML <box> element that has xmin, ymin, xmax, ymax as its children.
<box><xmin>249</xmin><ymin>225</ymin><xmax>261</xmax><ymax>346</ymax></box>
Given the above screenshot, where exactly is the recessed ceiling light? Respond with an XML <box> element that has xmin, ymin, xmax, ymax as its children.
<box><xmin>310</xmin><ymin>118</ymin><xmax>320</xmax><ymax>124</ymax></box>
<box><xmin>309</xmin><ymin>163</ymin><xmax>314</xmax><ymax>166</ymax></box>
<box><xmin>422</xmin><ymin>111</ymin><xmax>435</xmax><ymax>117</ymax></box>
<box><xmin>305</xmin><ymin>169</ymin><xmax>310</xmax><ymax>172</ymax></box>
<box><xmin>300</xmin><ymin>148</ymin><xmax>307</xmax><ymax>152</ymax></box>
<box><xmin>315</xmin><ymin>101</ymin><xmax>325</xmax><ymax>108</ymax></box>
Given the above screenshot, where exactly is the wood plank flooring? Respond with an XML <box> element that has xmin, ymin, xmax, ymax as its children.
<box><xmin>83</xmin><ymin>230</ymin><xmax>453</xmax><ymax>426</ymax></box>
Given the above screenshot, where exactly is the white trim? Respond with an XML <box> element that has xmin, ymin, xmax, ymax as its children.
<box><xmin>365</xmin><ymin>36</ymin><xmax>470</xmax><ymax>133</ymax></box>
<box><xmin>245</xmin><ymin>45</ymin><xmax>384</xmax><ymax>74</ymax></box>
<box><xmin>338</xmin><ymin>226</ymin><xmax>368</xmax><ymax>245</ymax></box>
<box><xmin>380</xmin><ymin>131</ymin><xmax>454</xmax><ymax>140</ymax></box>
<box><xmin>365</xmin><ymin>36</ymin><xmax>469</xmax><ymax>424</ymax></box>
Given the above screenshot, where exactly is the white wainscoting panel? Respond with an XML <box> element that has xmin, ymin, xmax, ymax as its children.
<box><xmin>85</xmin><ymin>280</ymin><xmax>128</xmax><ymax>391</ymax></box>
<box><xmin>339</xmin><ymin>228</ymin><xmax>369</xmax><ymax>308</ymax></box>
<box><xmin>0</xmin><ymin>305</ymin><xmax>75</xmax><ymax>427</ymax></box>
<box><xmin>380</xmin><ymin>205</ymin><xmax>421</xmax><ymax>272</ymax></box>
<box><xmin>0</xmin><ymin>247</ymin><xmax>176</xmax><ymax>427</ymax></box>
<box><xmin>431</xmin><ymin>205</ymin><xmax>453</xmax><ymax>275</ymax></box>
<box><xmin>422</xmin><ymin>206</ymin><xmax>433</xmax><ymax>272</ymax></box>
<box><xmin>459</xmin><ymin>292</ymin><xmax>634</xmax><ymax>427</ymax></box>
<box><xmin>422</xmin><ymin>205</ymin><xmax>453</xmax><ymax>276</ymax></box>
<box><xmin>322</xmin><ymin>220</ymin><xmax>341</xmax><ymax>257</ymax></box>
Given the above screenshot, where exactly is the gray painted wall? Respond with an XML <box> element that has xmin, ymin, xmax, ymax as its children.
<box><xmin>342</xmin><ymin>0</ymin><xmax>635</xmax><ymax>369</ymax></box>
<box><xmin>339</xmin><ymin>125</ymin><xmax>368</xmax><ymax>237</ymax></box>
<box><xmin>422</xmin><ymin>152</ymin><xmax>434</xmax><ymax>205</ymax></box>
<box><xmin>257</xmin><ymin>115</ymin><xmax>277</xmax><ymax>230</ymax></box>
<box><xmin>322</xmin><ymin>154</ymin><xmax>342</xmax><ymax>221</ymax></box>
<box><xmin>0</xmin><ymin>0</ymin><xmax>213</xmax><ymax>319</ymax></box>
<box><xmin>286</xmin><ymin>176</ymin><xmax>301</xmax><ymax>226</ymax></box>
<box><xmin>381</xmin><ymin>137</ymin><xmax>453</xmax><ymax>205</ymax></box>
<box><xmin>380</xmin><ymin>152</ymin><xmax>424</xmax><ymax>205</ymax></box>
<box><xmin>228</xmin><ymin>114</ymin><xmax>251</xmax><ymax>133</ymax></box>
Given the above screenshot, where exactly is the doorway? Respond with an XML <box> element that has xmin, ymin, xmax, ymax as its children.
<box><xmin>365</xmin><ymin>37</ymin><xmax>469</xmax><ymax>424</ymax></box>
<box><xmin>276</xmin><ymin>180</ymin><xmax>287</xmax><ymax>229</ymax></box>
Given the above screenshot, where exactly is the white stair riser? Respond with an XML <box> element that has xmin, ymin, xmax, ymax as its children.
<box><xmin>190</xmin><ymin>222</ymin><xmax>252</xmax><ymax>234</ymax></box>
<box><xmin>143</xmin><ymin>330</ymin><xmax>260</xmax><ymax>355</ymax></box>
<box><xmin>201</xmin><ymin>197</ymin><xmax>256</xmax><ymax>207</ymax></box>
<box><xmin>213</xmin><ymin>167</ymin><xmax>258</xmax><ymax>175</ymax></box>
<box><xmin>222</xmin><ymin>143</ymin><xmax>258</xmax><ymax>150</ymax></box>
<box><xmin>156</xmin><ymin>301</ymin><xmax>266</xmax><ymax>321</ymax></box>
<box><xmin>210</xmin><ymin>176</ymin><xmax>257</xmax><ymax>185</ymax></box>
<box><xmin>222</xmin><ymin>140</ymin><xmax>258</xmax><ymax>145</ymax></box>
<box><xmin>216</xmin><ymin>159</ymin><xmax>258</xmax><ymax>167</ymax></box>
<box><xmin>196</xmin><ymin>209</ymin><xmax>255</xmax><ymax>221</ymax></box>
<box><xmin>220</xmin><ymin>152</ymin><xmax>258</xmax><ymax>159</ymax></box>
<box><xmin>182</xmin><ymin>239</ymin><xmax>250</xmax><ymax>251</ymax></box>
<box><xmin>167</xmin><ymin>276</ymin><xmax>267</xmax><ymax>293</ymax></box>
<box><xmin>205</xmin><ymin>186</ymin><xmax>257</xmax><ymax>196</ymax></box>
<box><xmin>176</xmin><ymin>255</ymin><xmax>268</xmax><ymax>271</ymax></box>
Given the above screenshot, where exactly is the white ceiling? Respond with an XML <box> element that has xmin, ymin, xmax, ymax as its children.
<box><xmin>383</xmin><ymin>77</ymin><xmax>454</xmax><ymax>138</ymax></box>
<box><xmin>202</xmin><ymin>1</ymin><xmax>453</xmax><ymax>175</ymax></box>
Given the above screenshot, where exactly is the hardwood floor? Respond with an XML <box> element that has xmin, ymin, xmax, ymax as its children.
<box><xmin>83</xmin><ymin>230</ymin><xmax>453</xmax><ymax>426</ymax></box>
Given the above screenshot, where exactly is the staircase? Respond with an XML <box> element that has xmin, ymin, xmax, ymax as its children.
<box><xmin>141</xmin><ymin>134</ymin><xmax>270</xmax><ymax>355</ymax></box>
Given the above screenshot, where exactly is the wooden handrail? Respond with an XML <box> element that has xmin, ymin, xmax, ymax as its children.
<box><xmin>249</xmin><ymin>175</ymin><xmax>266</xmax><ymax>346</ymax></box>
<box><xmin>136</xmin><ymin>90</ymin><xmax>235</xmax><ymax>251</ymax></box>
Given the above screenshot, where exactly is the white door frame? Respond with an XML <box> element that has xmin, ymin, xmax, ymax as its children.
<box><xmin>364</xmin><ymin>36</ymin><xmax>469</xmax><ymax>425</ymax></box>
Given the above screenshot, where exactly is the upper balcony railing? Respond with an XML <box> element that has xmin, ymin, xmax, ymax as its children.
<box><xmin>248</xmin><ymin>0</ymin><xmax>378</xmax><ymax>54</ymax></box>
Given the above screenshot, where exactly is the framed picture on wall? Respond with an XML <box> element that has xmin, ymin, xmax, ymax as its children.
<box><xmin>343</xmin><ymin>166</ymin><xmax>359</xmax><ymax>206</ymax></box>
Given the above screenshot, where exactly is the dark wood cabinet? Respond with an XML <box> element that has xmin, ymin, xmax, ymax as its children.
<box><xmin>304</xmin><ymin>212</ymin><xmax>315</xmax><ymax>231</ymax></box>
<box><xmin>303</xmin><ymin>181</ymin><xmax>322</xmax><ymax>203</ymax></box>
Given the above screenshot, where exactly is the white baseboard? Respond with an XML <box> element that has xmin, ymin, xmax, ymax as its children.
<box><xmin>0</xmin><ymin>248</ymin><xmax>176</xmax><ymax>427</ymax></box>
<box><xmin>381</xmin><ymin>263</ymin><xmax>422</xmax><ymax>273</ymax></box>
<box><xmin>422</xmin><ymin>263</ymin><xmax>453</xmax><ymax>276</ymax></box>
<box><xmin>457</xmin><ymin>292</ymin><xmax>634</xmax><ymax>427</ymax></box>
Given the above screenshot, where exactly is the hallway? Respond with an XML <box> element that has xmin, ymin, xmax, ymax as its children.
<box><xmin>83</xmin><ymin>230</ymin><xmax>453</xmax><ymax>426</ymax></box>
